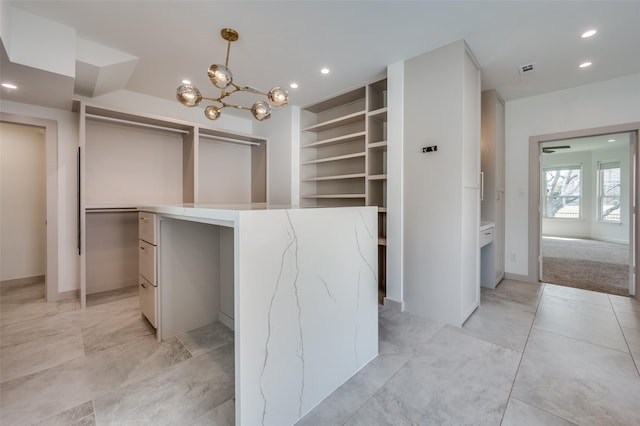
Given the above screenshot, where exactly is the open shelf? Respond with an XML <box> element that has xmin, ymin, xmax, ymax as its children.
<box><xmin>300</xmin><ymin>76</ymin><xmax>388</xmax><ymax>299</ymax></box>
<box><xmin>302</xmin><ymin>111</ymin><xmax>366</xmax><ymax>133</ymax></box>
<box><xmin>302</xmin><ymin>131</ymin><xmax>366</xmax><ymax>149</ymax></box>
<box><xmin>368</xmin><ymin>174</ymin><xmax>387</xmax><ymax>180</ymax></box>
<box><xmin>302</xmin><ymin>152</ymin><xmax>366</xmax><ymax>165</ymax></box>
<box><xmin>368</xmin><ymin>141</ymin><xmax>388</xmax><ymax>150</ymax></box>
<box><xmin>368</xmin><ymin>107</ymin><xmax>388</xmax><ymax>120</ymax></box>
<box><xmin>301</xmin><ymin>194</ymin><xmax>366</xmax><ymax>199</ymax></box>
<box><xmin>302</xmin><ymin>173</ymin><xmax>366</xmax><ymax>182</ymax></box>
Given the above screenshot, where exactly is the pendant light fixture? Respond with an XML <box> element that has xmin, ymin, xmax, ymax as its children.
<box><xmin>176</xmin><ymin>28</ymin><xmax>288</xmax><ymax>121</ymax></box>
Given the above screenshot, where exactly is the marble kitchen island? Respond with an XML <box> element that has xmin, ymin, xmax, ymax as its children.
<box><xmin>139</xmin><ymin>204</ymin><xmax>379</xmax><ymax>426</ymax></box>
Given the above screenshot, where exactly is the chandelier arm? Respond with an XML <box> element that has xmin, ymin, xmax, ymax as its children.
<box><xmin>218</xmin><ymin>102</ymin><xmax>252</xmax><ymax>111</ymax></box>
<box><xmin>238</xmin><ymin>86</ymin><xmax>269</xmax><ymax>96</ymax></box>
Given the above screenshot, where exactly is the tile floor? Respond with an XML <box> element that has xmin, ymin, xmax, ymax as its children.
<box><xmin>1</xmin><ymin>279</ymin><xmax>639</xmax><ymax>425</ymax></box>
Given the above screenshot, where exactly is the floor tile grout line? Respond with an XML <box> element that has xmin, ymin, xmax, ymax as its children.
<box><xmin>508</xmin><ymin>396</ymin><xmax>580</xmax><ymax>426</ymax></box>
<box><xmin>607</xmin><ymin>294</ymin><xmax>640</xmax><ymax>378</ymax></box>
<box><xmin>339</xmin><ymin>353</ymin><xmax>414</xmax><ymax>426</ymax></box>
<box><xmin>498</xmin><ymin>283</ymin><xmax>546</xmax><ymax>426</ymax></box>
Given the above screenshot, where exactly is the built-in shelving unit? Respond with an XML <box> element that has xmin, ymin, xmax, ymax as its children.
<box><xmin>300</xmin><ymin>77</ymin><xmax>388</xmax><ymax>301</ymax></box>
<box><xmin>75</xmin><ymin>100</ymin><xmax>267</xmax><ymax>309</ymax></box>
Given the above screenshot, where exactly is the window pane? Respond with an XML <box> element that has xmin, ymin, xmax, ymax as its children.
<box><xmin>599</xmin><ymin>163</ymin><xmax>621</xmax><ymax>222</ymax></box>
<box><xmin>544</xmin><ymin>167</ymin><xmax>581</xmax><ymax>219</ymax></box>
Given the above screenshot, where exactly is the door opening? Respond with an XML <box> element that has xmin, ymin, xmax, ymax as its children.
<box><xmin>0</xmin><ymin>122</ymin><xmax>46</xmax><ymax>290</ymax></box>
<box><xmin>539</xmin><ymin>132</ymin><xmax>633</xmax><ymax>295</ymax></box>
<box><xmin>1</xmin><ymin>113</ymin><xmax>59</xmax><ymax>301</ymax></box>
<box><xmin>528</xmin><ymin>123</ymin><xmax>639</xmax><ymax>297</ymax></box>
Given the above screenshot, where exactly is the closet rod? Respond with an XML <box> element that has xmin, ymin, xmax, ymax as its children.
<box><xmin>85</xmin><ymin>113</ymin><xmax>261</xmax><ymax>146</ymax></box>
<box><xmin>85</xmin><ymin>113</ymin><xmax>189</xmax><ymax>135</ymax></box>
<box><xmin>198</xmin><ymin>133</ymin><xmax>260</xmax><ymax>146</ymax></box>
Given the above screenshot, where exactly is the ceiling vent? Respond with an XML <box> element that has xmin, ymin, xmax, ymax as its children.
<box><xmin>518</xmin><ymin>63</ymin><xmax>536</xmax><ymax>75</ymax></box>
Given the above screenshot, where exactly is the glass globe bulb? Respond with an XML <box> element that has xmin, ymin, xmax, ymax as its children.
<box><xmin>176</xmin><ymin>84</ymin><xmax>202</xmax><ymax>107</ymax></box>
<box><xmin>208</xmin><ymin>64</ymin><xmax>233</xmax><ymax>89</ymax></box>
<box><xmin>268</xmin><ymin>87</ymin><xmax>288</xmax><ymax>107</ymax></box>
<box><xmin>251</xmin><ymin>101</ymin><xmax>271</xmax><ymax>121</ymax></box>
<box><xmin>204</xmin><ymin>105</ymin><xmax>221</xmax><ymax>120</ymax></box>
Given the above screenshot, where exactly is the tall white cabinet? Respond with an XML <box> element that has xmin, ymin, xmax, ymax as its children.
<box><xmin>481</xmin><ymin>90</ymin><xmax>506</xmax><ymax>288</ymax></box>
<box><xmin>401</xmin><ymin>40</ymin><xmax>481</xmax><ymax>326</ymax></box>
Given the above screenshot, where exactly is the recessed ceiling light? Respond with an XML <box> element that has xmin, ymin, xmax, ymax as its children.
<box><xmin>320</xmin><ymin>67</ymin><xmax>330</xmax><ymax>75</ymax></box>
<box><xmin>181</xmin><ymin>79</ymin><xmax>191</xmax><ymax>85</ymax></box>
<box><xmin>579</xmin><ymin>61</ymin><xmax>592</xmax><ymax>68</ymax></box>
<box><xmin>608</xmin><ymin>139</ymin><xmax>616</xmax><ymax>143</ymax></box>
<box><xmin>581</xmin><ymin>29</ymin><xmax>597</xmax><ymax>38</ymax></box>
<box><xmin>290</xmin><ymin>83</ymin><xmax>298</xmax><ymax>89</ymax></box>
<box><xmin>2</xmin><ymin>82</ymin><xmax>18</xmax><ymax>89</ymax></box>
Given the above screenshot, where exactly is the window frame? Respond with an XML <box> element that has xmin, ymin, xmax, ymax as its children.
<box><xmin>597</xmin><ymin>160</ymin><xmax>621</xmax><ymax>223</ymax></box>
<box><xmin>543</xmin><ymin>164</ymin><xmax>583</xmax><ymax>220</ymax></box>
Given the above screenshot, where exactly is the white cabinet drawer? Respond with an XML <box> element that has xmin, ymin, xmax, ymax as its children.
<box><xmin>139</xmin><ymin>212</ymin><xmax>156</xmax><ymax>245</ymax></box>
<box><xmin>139</xmin><ymin>240</ymin><xmax>156</xmax><ymax>284</ymax></box>
<box><xmin>139</xmin><ymin>275</ymin><xmax>157</xmax><ymax>328</ymax></box>
<box><xmin>480</xmin><ymin>227</ymin><xmax>494</xmax><ymax>248</ymax></box>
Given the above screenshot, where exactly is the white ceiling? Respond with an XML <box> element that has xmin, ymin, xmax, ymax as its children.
<box><xmin>541</xmin><ymin>132</ymin><xmax>631</xmax><ymax>154</ymax></box>
<box><xmin>2</xmin><ymin>0</ymin><xmax>640</xmax><ymax>112</ymax></box>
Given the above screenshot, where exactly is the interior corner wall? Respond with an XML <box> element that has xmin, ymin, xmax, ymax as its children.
<box><xmin>0</xmin><ymin>122</ymin><xmax>46</xmax><ymax>280</ymax></box>
<box><xmin>0</xmin><ymin>100</ymin><xmax>78</xmax><ymax>292</ymax></box>
<box><xmin>252</xmin><ymin>106</ymin><xmax>295</xmax><ymax>205</ymax></box>
<box><xmin>505</xmin><ymin>73</ymin><xmax>640</xmax><ymax>277</ymax></box>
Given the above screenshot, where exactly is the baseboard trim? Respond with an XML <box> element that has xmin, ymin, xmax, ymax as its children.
<box><xmin>383</xmin><ymin>297</ymin><xmax>403</xmax><ymax>311</ymax></box>
<box><xmin>505</xmin><ymin>272</ymin><xmax>537</xmax><ymax>283</ymax></box>
<box><xmin>56</xmin><ymin>289</ymin><xmax>79</xmax><ymax>301</ymax></box>
<box><xmin>218</xmin><ymin>311</ymin><xmax>234</xmax><ymax>331</ymax></box>
<box><xmin>0</xmin><ymin>275</ymin><xmax>45</xmax><ymax>288</ymax></box>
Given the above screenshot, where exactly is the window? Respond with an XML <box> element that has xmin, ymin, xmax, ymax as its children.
<box><xmin>544</xmin><ymin>165</ymin><xmax>581</xmax><ymax>219</ymax></box>
<box><xmin>598</xmin><ymin>161</ymin><xmax>621</xmax><ymax>222</ymax></box>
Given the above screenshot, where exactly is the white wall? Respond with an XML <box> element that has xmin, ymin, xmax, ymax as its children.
<box><xmin>505</xmin><ymin>73</ymin><xmax>640</xmax><ymax>277</ymax></box>
<box><xmin>198</xmin><ymin>138</ymin><xmax>252</xmax><ymax>203</ymax></box>
<box><xmin>0</xmin><ymin>122</ymin><xmax>46</xmax><ymax>280</ymax></box>
<box><xmin>252</xmin><ymin>106</ymin><xmax>295</xmax><ymax>205</ymax></box>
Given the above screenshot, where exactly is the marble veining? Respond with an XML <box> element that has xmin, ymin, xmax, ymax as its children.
<box><xmin>238</xmin><ymin>207</ymin><xmax>378</xmax><ymax>425</ymax></box>
<box><xmin>317</xmin><ymin>274</ymin><xmax>336</xmax><ymax>303</ymax></box>
<box><xmin>259</xmin><ymin>213</ymin><xmax>297</xmax><ymax>425</ymax></box>
<box><xmin>287</xmin><ymin>211</ymin><xmax>306</xmax><ymax>419</ymax></box>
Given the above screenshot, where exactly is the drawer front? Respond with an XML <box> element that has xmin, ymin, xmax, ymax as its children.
<box><xmin>480</xmin><ymin>228</ymin><xmax>494</xmax><ymax>248</ymax></box>
<box><xmin>139</xmin><ymin>275</ymin><xmax>157</xmax><ymax>328</ymax></box>
<box><xmin>139</xmin><ymin>212</ymin><xmax>156</xmax><ymax>245</ymax></box>
<box><xmin>139</xmin><ymin>240</ymin><xmax>156</xmax><ymax>284</ymax></box>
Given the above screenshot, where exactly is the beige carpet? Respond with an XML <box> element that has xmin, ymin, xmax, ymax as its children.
<box><xmin>541</xmin><ymin>237</ymin><xmax>630</xmax><ymax>296</ymax></box>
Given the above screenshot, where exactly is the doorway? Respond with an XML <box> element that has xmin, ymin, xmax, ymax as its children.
<box><xmin>540</xmin><ymin>133</ymin><xmax>632</xmax><ymax>295</ymax></box>
<box><xmin>0</xmin><ymin>122</ymin><xmax>46</xmax><ymax>288</ymax></box>
<box><xmin>528</xmin><ymin>122</ymin><xmax>639</xmax><ymax>297</ymax></box>
<box><xmin>0</xmin><ymin>113</ymin><xmax>59</xmax><ymax>301</ymax></box>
